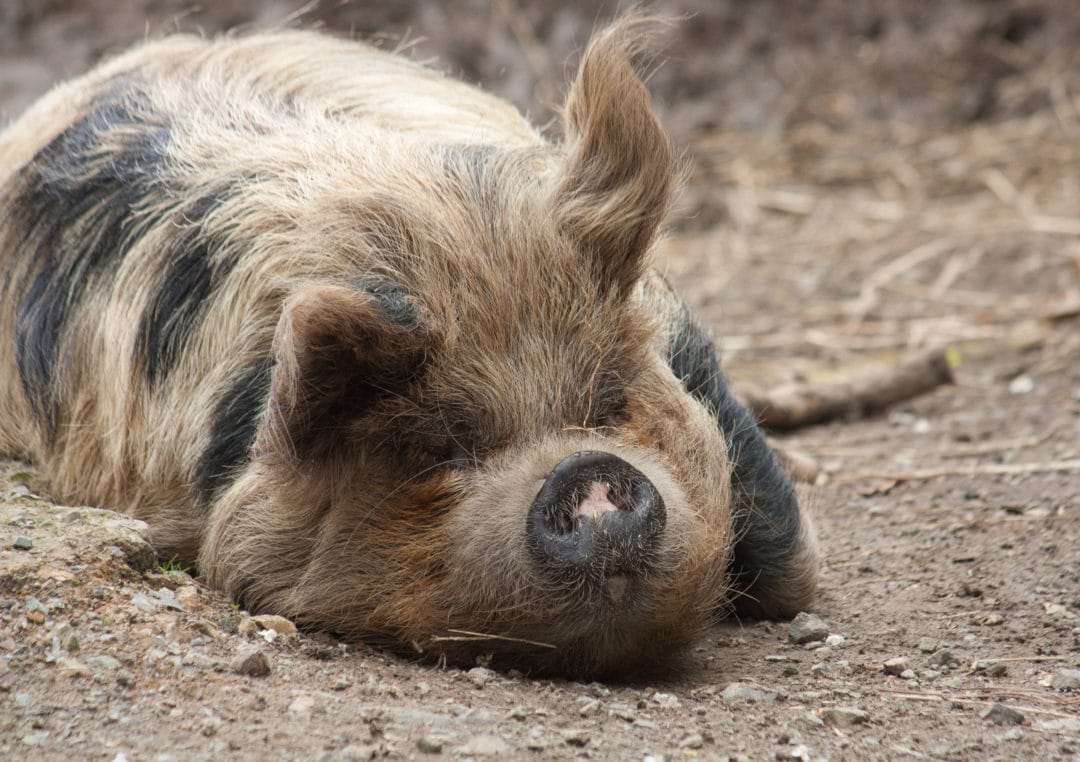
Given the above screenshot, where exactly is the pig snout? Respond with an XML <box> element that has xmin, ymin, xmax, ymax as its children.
<box><xmin>526</xmin><ymin>451</ymin><xmax>666</xmax><ymax>580</ymax></box>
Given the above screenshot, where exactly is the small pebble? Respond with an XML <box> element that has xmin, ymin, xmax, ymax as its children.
<box><xmin>883</xmin><ymin>657</ymin><xmax>909</xmax><ymax>676</ymax></box>
<box><xmin>679</xmin><ymin>732</ymin><xmax>704</xmax><ymax>749</ymax></box>
<box><xmin>252</xmin><ymin>614</ymin><xmax>298</xmax><ymax>636</ymax></box>
<box><xmin>579</xmin><ymin>698</ymin><xmax>601</xmax><ymax>717</ymax></box>
<box><xmin>466</xmin><ymin>666</ymin><xmax>496</xmax><ymax>688</ymax></box>
<box><xmin>722</xmin><ymin>682</ymin><xmax>777</xmax><ymax>705</ymax></box>
<box><xmin>900</xmin><ymin>669</ymin><xmax>917</xmax><ymax>680</ymax></box>
<box><xmin>85</xmin><ymin>654</ymin><xmax>121</xmax><ymax>672</ymax></box>
<box><xmin>562</xmin><ymin>728</ymin><xmax>590</xmax><ymax>747</ymax></box>
<box><xmin>788</xmin><ymin>612</ymin><xmax>829</xmax><ymax>645</ymax></box>
<box><xmin>230</xmin><ymin>646</ymin><xmax>270</xmax><ymax>677</ymax></box>
<box><xmin>821</xmin><ymin>707</ymin><xmax>869</xmax><ymax>727</ymax></box>
<box><xmin>417</xmin><ymin>735</ymin><xmax>443</xmax><ymax>754</ymax></box>
<box><xmin>980</xmin><ymin>703</ymin><xmax>1024</xmax><ymax>725</ymax></box>
<box><xmin>651</xmin><ymin>691</ymin><xmax>681</xmax><ymax>709</ymax></box>
<box><xmin>1051</xmin><ymin>669</ymin><xmax>1080</xmax><ymax>691</ymax></box>
<box><xmin>927</xmin><ymin>648</ymin><xmax>958</xmax><ymax>667</ymax></box>
<box><xmin>12</xmin><ymin>536</ymin><xmax>32</xmax><ymax>551</ymax></box>
<box><xmin>824</xmin><ymin>634</ymin><xmax>846</xmax><ymax>647</ymax></box>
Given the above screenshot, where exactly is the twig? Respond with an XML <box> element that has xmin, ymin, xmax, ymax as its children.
<box><xmin>880</xmin><ymin>689</ymin><xmax>1077</xmax><ymax>718</ymax></box>
<box><xmin>741</xmin><ymin>347</ymin><xmax>953</xmax><ymax>431</ymax></box>
<box><xmin>836</xmin><ymin>458</ymin><xmax>1080</xmax><ymax>484</ymax></box>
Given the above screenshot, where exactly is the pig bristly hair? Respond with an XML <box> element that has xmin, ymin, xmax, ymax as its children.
<box><xmin>0</xmin><ymin>15</ymin><xmax>818</xmax><ymax>679</ymax></box>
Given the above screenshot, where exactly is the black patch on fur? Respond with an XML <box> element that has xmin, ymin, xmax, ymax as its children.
<box><xmin>6</xmin><ymin>81</ymin><xmax>171</xmax><ymax>440</ymax></box>
<box><xmin>667</xmin><ymin>305</ymin><xmax>805</xmax><ymax>619</ymax></box>
<box><xmin>135</xmin><ymin>193</ymin><xmax>236</xmax><ymax>386</ymax></box>
<box><xmin>358</xmin><ymin>279</ymin><xmax>424</xmax><ymax>333</ymax></box>
<box><xmin>195</xmin><ymin>356</ymin><xmax>274</xmax><ymax>504</ymax></box>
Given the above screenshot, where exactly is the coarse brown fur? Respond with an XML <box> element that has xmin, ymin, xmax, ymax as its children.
<box><xmin>0</xmin><ymin>17</ymin><xmax>817</xmax><ymax>677</ymax></box>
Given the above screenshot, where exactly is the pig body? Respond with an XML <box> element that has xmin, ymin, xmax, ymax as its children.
<box><xmin>0</xmin><ymin>21</ymin><xmax>817</xmax><ymax>676</ymax></box>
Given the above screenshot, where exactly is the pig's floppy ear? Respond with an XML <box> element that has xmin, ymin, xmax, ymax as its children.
<box><xmin>555</xmin><ymin>18</ymin><xmax>675</xmax><ymax>296</ymax></box>
<box><xmin>260</xmin><ymin>283</ymin><xmax>427</xmax><ymax>460</ymax></box>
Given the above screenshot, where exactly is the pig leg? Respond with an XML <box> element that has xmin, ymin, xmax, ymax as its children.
<box><xmin>666</xmin><ymin>303</ymin><xmax>818</xmax><ymax>620</ymax></box>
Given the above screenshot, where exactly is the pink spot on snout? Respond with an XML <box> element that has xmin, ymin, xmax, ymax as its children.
<box><xmin>577</xmin><ymin>481</ymin><xmax>618</xmax><ymax>519</ymax></box>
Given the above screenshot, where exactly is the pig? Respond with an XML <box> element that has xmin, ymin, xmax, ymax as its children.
<box><xmin>0</xmin><ymin>18</ymin><xmax>817</xmax><ymax>677</ymax></box>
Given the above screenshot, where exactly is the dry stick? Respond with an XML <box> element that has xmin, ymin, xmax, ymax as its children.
<box><xmin>742</xmin><ymin>347</ymin><xmax>954</xmax><ymax>432</ymax></box>
<box><xmin>880</xmin><ymin>689</ymin><xmax>1078</xmax><ymax>719</ymax></box>
<box><xmin>836</xmin><ymin>458</ymin><xmax>1080</xmax><ymax>484</ymax></box>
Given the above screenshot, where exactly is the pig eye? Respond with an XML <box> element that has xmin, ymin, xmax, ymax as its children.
<box><xmin>430</xmin><ymin>438</ymin><xmax>476</xmax><ymax>470</ymax></box>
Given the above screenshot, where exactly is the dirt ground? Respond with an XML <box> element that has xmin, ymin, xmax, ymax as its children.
<box><xmin>2</xmin><ymin>1</ymin><xmax>1079</xmax><ymax>760</ymax></box>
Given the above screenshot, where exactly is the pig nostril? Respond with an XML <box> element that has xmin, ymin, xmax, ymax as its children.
<box><xmin>527</xmin><ymin>450</ymin><xmax>666</xmax><ymax>575</ymax></box>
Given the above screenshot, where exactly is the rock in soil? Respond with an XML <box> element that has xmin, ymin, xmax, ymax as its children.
<box><xmin>821</xmin><ymin>707</ymin><xmax>869</xmax><ymax>727</ymax></box>
<box><xmin>883</xmin><ymin>657</ymin><xmax>909</xmax><ymax>676</ymax></box>
<box><xmin>722</xmin><ymin>682</ymin><xmax>778</xmax><ymax>705</ymax></box>
<box><xmin>980</xmin><ymin>703</ymin><xmax>1025</xmax><ymax>725</ymax></box>
<box><xmin>1050</xmin><ymin>669</ymin><xmax>1080</xmax><ymax>691</ymax></box>
<box><xmin>416</xmin><ymin>735</ymin><xmax>443</xmax><ymax>754</ymax></box>
<box><xmin>788</xmin><ymin>612</ymin><xmax>829</xmax><ymax>644</ymax></box>
<box><xmin>252</xmin><ymin>613</ymin><xmax>298</xmax><ymax>636</ymax></box>
<box><xmin>230</xmin><ymin>646</ymin><xmax>271</xmax><ymax>677</ymax></box>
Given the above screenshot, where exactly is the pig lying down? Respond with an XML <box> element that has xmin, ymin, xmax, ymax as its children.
<box><xmin>0</xmin><ymin>19</ymin><xmax>817</xmax><ymax>677</ymax></box>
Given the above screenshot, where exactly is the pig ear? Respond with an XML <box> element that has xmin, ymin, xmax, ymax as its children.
<box><xmin>260</xmin><ymin>282</ymin><xmax>428</xmax><ymax>461</ymax></box>
<box><xmin>555</xmin><ymin>18</ymin><xmax>676</xmax><ymax>295</ymax></box>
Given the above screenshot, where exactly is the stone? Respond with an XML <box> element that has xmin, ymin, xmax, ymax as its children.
<box><xmin>788</xmin><ymin>612</ymin><xmax>828</xmax><ymax>645</ymax></box>
<box><xmin>651</xmin><ymin>691</ymin><xmax>681</xmax><ymax>709</ymax></box>
<box><xmin>84</xmin><ymin>654</ymin><xmax>121</xmax><ymax>671</ymax></box>
<box><xmin>562</xmin><ymin>728</ymin><xmax>590</xmax><ymax>747</ymax></box>
<box><xmin>722</xmin><ymin>682</ymin><xmax>777</xmax><ymax>705</ymax></box>
<box><xmin>927</xmin><ymin>648</ymin><xmax>958</xmax><ymax>667</ymax></box>
<box><xmin>12</xmin><ymin>535</ymin><xmax>32</xmax><ymax>550</ymax></box>
<box><xmin>821</xmin><ymin>707</ymin><xmax>869</xmax><ymax>727</ymax></box>
<box><xmin>466</xmin><ymin>666</ymin><xmax>497</xmax><ymax>688</ymax></box>
<box><xmin>679</xmin><ymin>733</ymin><xmax>704</xmax><ymax>749</ymax></box>
<box><xmin>416</xmin><ymin>735</ymin><xmax>443</xmax><ymax>754</ymax></box>
<box><xmin>1050</xmin><ymin>669</ymin><xmax>1080</xmax><ymax>691</ymax></box>
<box><xmin>252</xmin><ymin>614</ymin><xmax>298</xmax><ymax>636</ymax></box>
<box><xmin>883</xmin><ymin>657</ymin><xmax>908</xmax><ymax>676</ymax></box>
<box><xmin>979</xmin><ymin>703</ymin><xmax>1024</xmax><ymax>725</ymax></box>
<box><xmin>230</xmin><ymin>646</ymin><xmax>270</xmax><ymax>677</ymax></box>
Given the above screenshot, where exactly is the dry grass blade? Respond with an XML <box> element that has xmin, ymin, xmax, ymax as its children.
<box><xmin>430</xmin><ymin>629</ymin><xmax>557</xmax><ymax>650</ymax></box>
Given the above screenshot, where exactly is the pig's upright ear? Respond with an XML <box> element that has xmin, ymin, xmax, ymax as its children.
<box><xmin>259</xmin><ymin>283</ymin><xmax>428</xmax><ymax>461</ymax></box>
<box><xmin>555</xmin><ymin>18</ymin><xmax>676</xmax><ymax>296</ymax></box>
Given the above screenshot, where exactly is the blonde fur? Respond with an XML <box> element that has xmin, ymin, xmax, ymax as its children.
<box><xmin>0</xmin><ymin>19</ymin><xmax>817</xmax><ymax>676</ymax></box>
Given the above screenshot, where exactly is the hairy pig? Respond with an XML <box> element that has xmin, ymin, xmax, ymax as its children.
<box><xmin>0</xmin><ymin>19</ymin><xmax>818</xmax><ymax>677</ymax></box>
